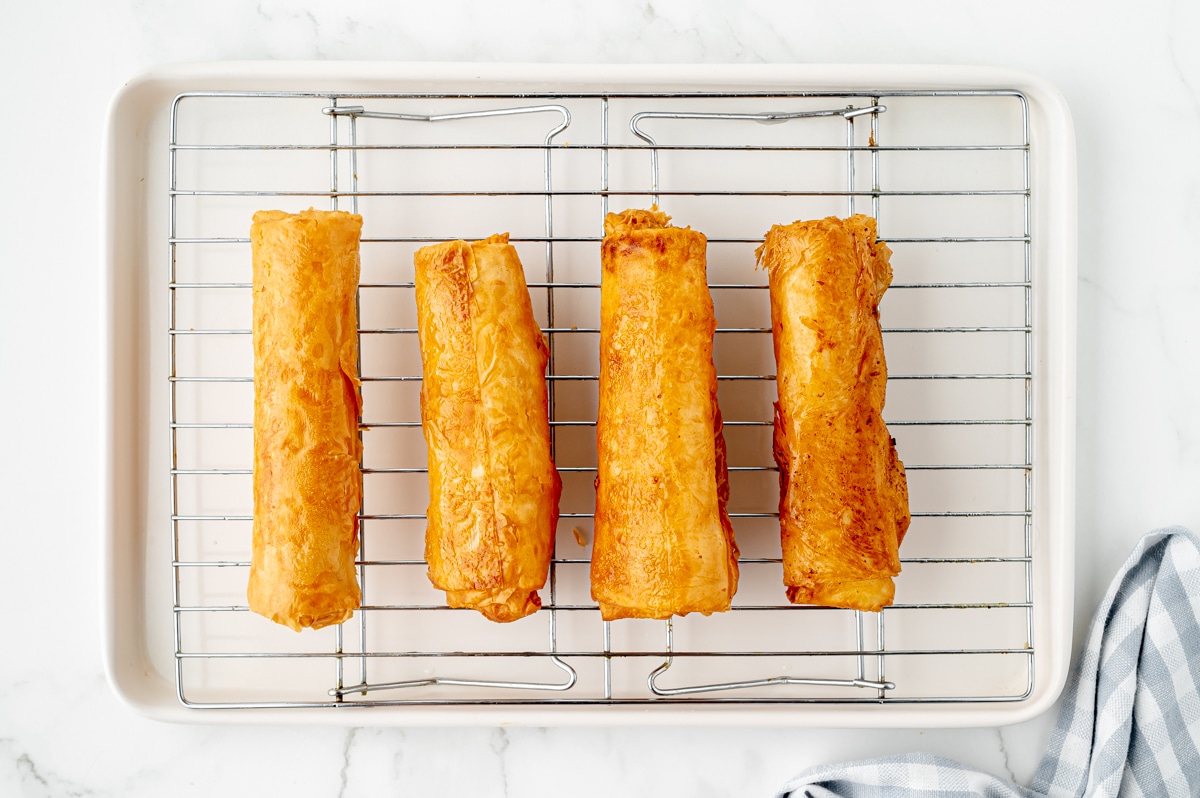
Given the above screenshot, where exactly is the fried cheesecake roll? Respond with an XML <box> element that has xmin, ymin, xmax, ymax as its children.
<box><xmin>248</xmin><ymin>208</ymin><xmax>364</xmax><ymax>631</ymax></box>
<box><xmin>758</xmin><ymin>214</ymin><xmax>910</xmax><ymax>612</ymax></box>
<box><xmin>414</xmin><ymin>234</ymin><xmax>561</xmax><ymax>623</ymax></box>
<box><xmin>591</xmin><ymin>208</ymin><xmax>739</xmax><ymax>621</ymax></box>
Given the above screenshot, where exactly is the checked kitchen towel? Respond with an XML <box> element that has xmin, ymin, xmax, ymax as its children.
<box><xmin>775</xmin><ymin>526</ymin><xmax>1200</xmax><ymax>798</ymax></box>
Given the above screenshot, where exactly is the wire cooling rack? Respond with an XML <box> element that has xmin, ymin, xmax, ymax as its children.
<box><xmin>168</xmin><ymin>87</ymin><xmax>1038</xmax><ymax>708</ymax></box>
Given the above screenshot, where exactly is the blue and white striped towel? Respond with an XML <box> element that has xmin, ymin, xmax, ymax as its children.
<box><xmin>775</xmin><ymin>526</ymin><xmax>1200</xmax><ymax>798</ymax></box>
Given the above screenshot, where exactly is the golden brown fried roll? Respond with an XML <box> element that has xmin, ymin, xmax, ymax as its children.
<box><xmin>591</xmin><ymin>208</ymin><xmax>739</xmax><ymax>621</ymax></box>
<box><xmin>247</xmin><ymin>208</ymin><xmax>364</xmax><ymax>631</ymax></box>
<box><xmin>414</xmin><ymin>234</ymin><xmax>561</xmax><ymax>623</ymax></box>
<box><xmin>758</xmin><ymin>214</ymin><xmax>910</xmax><ymax>612</ymax></box>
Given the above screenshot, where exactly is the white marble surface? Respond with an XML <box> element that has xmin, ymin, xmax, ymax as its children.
<box><xmin>3</xmin><ymin>0</ymin><xmax>1199</xmax><ymax>795</ymax></box>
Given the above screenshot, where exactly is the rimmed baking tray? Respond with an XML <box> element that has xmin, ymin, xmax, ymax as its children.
<box><xmin>102</xmin><ymin>62</ymin><xmax>1076</xmax><ymax>725</ymax></box>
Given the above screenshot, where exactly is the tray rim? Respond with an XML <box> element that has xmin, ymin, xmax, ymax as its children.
<box><xmin>101</xmin><ymin>60</ymin><xmax>1077</xmax><ymax>726</ymax></box>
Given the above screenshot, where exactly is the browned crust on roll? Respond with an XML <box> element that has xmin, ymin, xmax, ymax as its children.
<box><xmin>248</xmin><ymin>208</ymin><xmax>364</xmax><ymax>631</ymax></box>
<box><xmin>414</xmin><ymin>234</ymin><xmax>561</xmax><ymax>623</ymax></box>
<box><xmin>591</xmin><ymin>208</ymin><xmax>739</xmax><ymax>621</ymax></box>
<box><xmin>758</xmin><ymin>214</ymin><xmax>910</xmax><ymax>612</ymax></box>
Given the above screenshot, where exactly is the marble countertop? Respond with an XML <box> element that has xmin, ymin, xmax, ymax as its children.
<box><xmin>3</xmin><ymin>1</ymin><xmax>1199</xmax><ymax>794</ymax></box>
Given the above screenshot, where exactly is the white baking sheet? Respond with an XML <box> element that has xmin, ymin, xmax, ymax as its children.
<box><xmin>102</xmin><ymin>62</ymin><xmax>1076</xmax><ymax>725</ymax></box>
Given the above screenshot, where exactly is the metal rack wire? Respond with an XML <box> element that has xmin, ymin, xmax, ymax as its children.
<box><xmin>168</xmin><ymin>87</ymin><xmax>1035</xmax><ymax>708</ymax></box>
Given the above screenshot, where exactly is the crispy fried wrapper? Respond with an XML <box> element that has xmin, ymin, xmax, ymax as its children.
<box><xmin>758</xmin><ymin>214</ymin><xmax>910</xmax><ymax>612</ymax></box>
<box><xmin>248</xmin><ymin>208</ymin><xmax>364</xmax><ymax>631</ymax></box>
<box><xmin>414</xmin><ymin>234</ymin><xmax>561</xmax><ymax>623</ymax></box>
<box><xmin>591</xmin><ymin>208</ymin><xmax>739</xmax><ymax>621</ymax></box>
